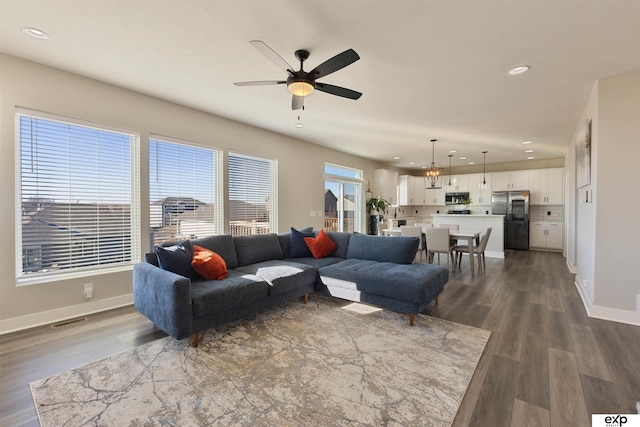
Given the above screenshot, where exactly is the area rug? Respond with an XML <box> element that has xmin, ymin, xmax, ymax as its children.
<box><xmin>30</xmin><ymin>294</ymin><xmax>490</xmax><ymax>426</ymax></box>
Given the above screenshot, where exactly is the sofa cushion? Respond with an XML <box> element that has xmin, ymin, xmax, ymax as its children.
<box><xmin>318</xmin><ymin>259</ymin><xmax>449</xmax><ymax>304</ymax></box>
<box><xmin>285</xmin><ymin>256</ymin><xmax>345</xmax><ymax>269</ymax></box>
<box><xmin>289</xmin><ymin>227</ymin><xmax>314</xmax><ymax>258</ymax></box>
<box><xmin>192</xmin><ymin>234</ymin><xmax>238</xmax><ymax>270</ymax></box>
<box><xmin>191</xmin><ymin>244</ymin><xmax>228</xmax><ymax>280</ymax></box>
<box><xmin>235</xmin><ymin>260</ymin><xmax>318</xmax><ymax>296</ymax></box>
<box><xmin>304</xmin><ymin>230</ymin><xmax>337</xmax><ymax>259</ymax></box>
<box><xmin>324</xmin><ymin>231</ymin><xmax>351</xmax><ymax>259</ymax></box>
<box><xmin>346</xmin><ymin>233</ymin><xmax>418</xmax><ymax>264</ymax></box>
<box><xmin>234</xmin><ymin>233</ymin><xmax>283</xmax><ymax>267</ymax></box>
<box><xmin>190</xmin><ymin>270</ymin><xmax>270</xmax><ymax>318</ymax></box>
<box><xmin>155</xmin><ymin>240</ymin><xmax>200</xmax><ymax>280</ymax></box>
<box><xmin>277</xmin><ymin>226</ymin><xmax>313</xmax><ymax>258</ymax></box>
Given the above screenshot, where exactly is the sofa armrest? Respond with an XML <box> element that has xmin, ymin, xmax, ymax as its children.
<box><xmin>133</xmin><ymin>262</ymin><xmax>194</xmax><ymax>340</ymax></box>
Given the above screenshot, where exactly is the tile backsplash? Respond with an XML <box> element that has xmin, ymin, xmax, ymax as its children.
<box><xmin>530</xmin><ymin>205</ymin><xmax>564</xmax><ymax>221</ymax></box>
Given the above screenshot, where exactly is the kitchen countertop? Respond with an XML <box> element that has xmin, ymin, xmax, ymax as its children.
<box><xmin>431</xmin><ymin>214</ymin><xmax>505</xmax><ymax>217</ymax></box>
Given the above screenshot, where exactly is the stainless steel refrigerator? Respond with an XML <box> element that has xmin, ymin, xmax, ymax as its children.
<box><xmin>491</xmin><ymin>190</ymin><xmax>530</xmax><ymax>250</ymax></box>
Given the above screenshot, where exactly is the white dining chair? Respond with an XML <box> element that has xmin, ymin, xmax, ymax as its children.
<box><xmin>400</xmin><ymin>225</ymin><xmax>425</xmax><ymax>261</ymax></box>
<box><xmin>425</xmin><ymin>227</ymin><xmax>455</xmax><ymax>269</ymax></box>
<box><xmin>454</xmin><ymin>227</ymin><xmax>492</xmax><ymax>273</ymax></box>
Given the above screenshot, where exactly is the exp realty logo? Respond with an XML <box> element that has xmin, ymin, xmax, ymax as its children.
<box><xmin>593</xmin><ymin>414</ymin><xmax>640</xmax><ymax>427</ymax></box>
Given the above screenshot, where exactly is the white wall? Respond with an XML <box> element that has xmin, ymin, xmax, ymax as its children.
<box><xmin>571</xmin><ymin>70</ymin><xmax>640</xmax><ymax>325</ymax></box>
<box><xmin>0</xmin><ymin>53</ymin><xmax>387</xmax><ymax>332</ymax></box>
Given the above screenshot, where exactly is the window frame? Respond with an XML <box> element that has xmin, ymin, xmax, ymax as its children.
<box><xmin>148</xmin><ymin>134</ymin><xmax>223</xmax><ymax>249</ymax></box>
<box><xmin>15</xmin><ymin>108</ymin><xmax>141</xmax><ymax>286</ymax></box>
<box><xmin>227</xmin><ymin>151</ymin><xmax>278</xmax><ymax>236</ymax></box>
<box><xmin>323</xmin><ymin>163</ymin><xmax>365</xmax><ymax>233</ymax></box>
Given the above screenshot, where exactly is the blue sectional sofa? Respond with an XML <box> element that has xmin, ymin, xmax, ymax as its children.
<box><xmin>133</xmin><ymin>230</ymin><xmax>449</xmax><ymax>347</ymax></box>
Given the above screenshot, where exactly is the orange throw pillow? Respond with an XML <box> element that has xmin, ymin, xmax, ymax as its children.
<box><xmin>191</xmin><ymin>244</ymin><xmax>228</xmax><ymax>280</ymax></box>
<box><xmin>304</xmin><ymin>230</ymin><xmax>337</xmax><ymax>259</ymax></box>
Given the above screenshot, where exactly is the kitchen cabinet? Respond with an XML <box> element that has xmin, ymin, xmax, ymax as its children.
<box><xmin>373</xmin><ymin>169</ymin><xmax>398</xmax><ymax>205</ymax></box>
<box><xmin>444</xmin><ymin>174</ymin><xmax>469</xmax><ymax>192</ymax></box>
<box><xmin>424</xmin><ymin>187</ymin><xmax>445</xmax><ymax>206</ymax></box>
<box><xmin>530</xmin><ymin>168</ymin><xmax>564</xmax><ymax>205</ymax></box>
<box><xmin>398</xmin><ymin>175</ymin><xmax>416</xmax><ymax>206</ymax></box>
<box><xmin>413</xmin><ymin>176</ymin><xmax>427</xmax><ymax>205</ymax></box>
<box><xmin>467</xmin><ymin>173</ymin><xmax>492</xmax><ymax>205</ymax></box>
<box><xmin>492</xmin><ymin>170</ymin><xmax>530</xmax><ymax>191</ymax></box>
<box><xmin>530</xmin><ymin>222</ymin><xmax>563</xmax><ymax>250</ymax></box>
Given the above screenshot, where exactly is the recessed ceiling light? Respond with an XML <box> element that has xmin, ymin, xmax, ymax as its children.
<box><xmin>409</xmin><ymin>162</ymin><xmax>415</xmax><ymax>165</ymax></box>
<box><xmin>449</xmin><ymin>150</ymin><xmax>457</xmax><ymax>154</ymax></box>
<box><xmin>468</xmin><ymin>162</ymin><xmax>475</xmax><ymax>165</ymax></box>
<box><xmin>393</xmin><ymin>156</ymin><xmax>400</xmax><ymax>160</ymax></box>
<box><xmin>522</xmin><ymin>140</ymin><xmax>533</xmax><ymax>145</ymax></box>
<box><xmin>294</xmin><ymin>121</ymin><xmax>304</xmax><ymax>128</ymax></box>
<box><xmin>460</xmin><ymin>157</ymin><xmax>467</xmax><ymax>160</ymax></box>
<box><xmin>22</xmin><ymin>27</ymin><xmax>49</xmax><ymax>40</ymax></box>
<box><xmin>508</xmin><ymin>65</ymin><xmax>530</xmax><ymax>76</ymax></box>
<box><xmin>525</xmin><ymin>149</ymin><xmax>534</xmax><ymax>153</ymax></box>
<box><xmin>527</xmin><ymin>156</ymin><xmax>535</xmax><ymax>160</ymax></box>
<box><xmin>421</xmin><ymin>166</ymin><xmax>427</xmax><ymax>169</ymax></box>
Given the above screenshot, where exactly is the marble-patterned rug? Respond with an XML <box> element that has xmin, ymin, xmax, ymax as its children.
<box><xmin>30</xmin><ymin>294</ymin><xmax>490</xmax><ymax>426</ymax></box>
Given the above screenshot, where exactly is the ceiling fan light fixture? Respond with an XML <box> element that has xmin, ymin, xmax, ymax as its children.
<box><xmin>287</xmin><ymin>79</ymin><xmax>315</xmax><ymax>97</ymax></box>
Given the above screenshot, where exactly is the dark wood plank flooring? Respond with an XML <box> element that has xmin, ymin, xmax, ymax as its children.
<box><xmin>1</xmin><ymin>250</ymin><xmax>639</xmax><ymax>426</ymax></box>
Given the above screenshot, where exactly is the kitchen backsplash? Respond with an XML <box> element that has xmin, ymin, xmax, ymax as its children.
<box><xmin>530</xmin><ymin>205</ymin><xmax>564</xmax><ymax>221</ymax></box>
<box><xmin>384</xmin><ymin>204</ymin><xmax>564</xmax><ymax>222</ymax></box>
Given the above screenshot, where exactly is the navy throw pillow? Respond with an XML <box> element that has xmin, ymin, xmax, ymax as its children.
<box><xmin>155</xmin><ymin>240</ymin><xmax>200</xmax><ymax>280</ymax></box>
<box><xmin>289</xmin><ymin>227</ymin><xmax>314</xmax><ymax>258</ymax></box>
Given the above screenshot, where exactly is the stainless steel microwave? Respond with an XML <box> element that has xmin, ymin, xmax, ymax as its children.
<box><xmin>445</xmin><ymin>192</ymin><xmax>470</xmax><ymax>205</ymax></box>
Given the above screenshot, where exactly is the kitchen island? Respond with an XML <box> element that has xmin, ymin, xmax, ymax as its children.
<box><xmin>431</xmin><ymin>214</ymin><xmax>505</xmax><ymax>258</ymax></box>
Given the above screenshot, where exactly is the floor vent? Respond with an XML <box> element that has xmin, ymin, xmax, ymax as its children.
<box><xmin>51</xmin><ymin>317</ymin><xmax>88</xmax><ymax>329</ymax></box>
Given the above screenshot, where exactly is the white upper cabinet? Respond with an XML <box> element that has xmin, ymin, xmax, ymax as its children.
<box><xmin>467</xmin><ymin>173</ymin><xmax>492</xmax><ymax>205</ymax></box>
<box><xmin>530</xmin><ymin>168</ymin><xmax>564</xmax><ymax>205</ymax></box>
<box><xmin>492</xmin><ymin>170</ymin><xmax>531</xmax><ymax>191</ymax></box>
<box><xmin>373</xmin><ymin>169</ymin><xmax>399</xmax><ymax>205</ymax></box>
<box><xmin>398</xmin><ymin>175</ymin><xmax>416</xmax><ymax>206</ymax></box>
<box><xmin>424</xmin><ymin>187</ymin><xmax>445</xmax><ymax>206</ymax></box>
<box><xmin>444</xmin><ymin>174</ymin><xmax>469</xmax><ymax>192</ymax></box>
<box><xmin>413</xmin><ymin>176</ymin><xmax>427</xmax><ymax>205</ymax></box>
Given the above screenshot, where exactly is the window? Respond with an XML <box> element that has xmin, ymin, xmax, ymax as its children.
<box><xmin>16</xmin><ymin>110</ymin><xmax>139</xmax><ymax>284</ymax></box>
<box><xmin>149</xmin><ymin>136</ymin><xmax>222</xmax><ymax>248</ymax></box>
<box><xmin>228</xmin><ymin>153</ymin><xmax>277</xmax><ymax>235</ymax></box>
<box><xmin>324</xmin><ymin>164</ymin><xmax>364</xmax><ymax>233</ymax></box>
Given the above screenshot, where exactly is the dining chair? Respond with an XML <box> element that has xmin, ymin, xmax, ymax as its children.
<box><xmin>400</xmin><ymin>225</ymin><xmax>425</xmax><ymax>261</ymax></box>
<box><xmin>425</xmin><ymin>227</ymin><xmax>455</xmax><ymax>269</ymax></box>
<box><xmin>454</xmin><ymin>227</ymin><xmax>492</xmax><ymax>273</ymax></box>
<box><xmin>414</xmin><ymin>223</ymin><xmax>432</xmax><ymax>253</ymax></box>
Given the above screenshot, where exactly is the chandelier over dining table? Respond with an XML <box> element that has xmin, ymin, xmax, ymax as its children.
<box><xmin>425</xmin><ymin>139</ymin><xmax>443</xmax><ymax>189</ymax></box>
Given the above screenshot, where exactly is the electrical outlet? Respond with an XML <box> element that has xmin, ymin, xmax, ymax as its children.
<box><xmin>547</xmin><ymin>211</ymin><xmax>551</xmax><ymax>216</ymax></box>
<box><xmin>84</xmin><ymin>283</ymin><xmax>93</xmax><ymax>299</ymax></box>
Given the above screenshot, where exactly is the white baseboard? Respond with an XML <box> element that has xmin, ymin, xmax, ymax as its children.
<box><xmin>485</xmin><ymin>250</ymin><xmax>505</xmax><ymax>259</ymax></box>
<box><xmin>0</xmin><ymin>294</ymin><xmax>134</xmax><ymax>336</ymax></box>
<box><xmin>573</xmin><ymin>281</ymin><xmax>640</xmax><ymax>327</ymax></box>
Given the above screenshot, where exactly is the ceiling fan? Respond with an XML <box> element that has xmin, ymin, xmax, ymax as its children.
<box><xmin>234</xmin><ymin>40</ymin><xmax>362</xmax><ymax>110</ymax></box>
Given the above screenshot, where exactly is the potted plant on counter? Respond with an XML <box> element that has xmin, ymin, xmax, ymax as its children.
<box><xmin>460</xmin><ymin>197</ymin><xmax>473</xmax><ymax>214</ymax></box>
<box><xmin>366</xmin><ymin>196</ymin><xmax>390</xmax><ymax>235</ymax></box>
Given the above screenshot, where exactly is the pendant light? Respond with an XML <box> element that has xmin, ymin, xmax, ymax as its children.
<box><xmin>424</xmin><ymin>139</ymin><xmax>443</xmax><ymax>189</ymax></box>
<box><xmin>479</xmin><ymin>151</ymin><xmax>489</xmax><ymax>189</ymax></box>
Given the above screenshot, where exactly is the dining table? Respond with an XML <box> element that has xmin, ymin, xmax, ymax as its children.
<box><xmin>384</xmin><ymin>227</ymin><xmax>482</xmax><ymax>276</ymax></box>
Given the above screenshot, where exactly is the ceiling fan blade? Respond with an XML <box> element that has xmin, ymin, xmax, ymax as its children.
<box><xmin>315</xmin><ymin>82</ymin><xmax>362</xmax><ymax>100</ymax></box>
<box><xmin>292</xmin><ymin>95</ymin><xmax>304</xmax><ymax>110</ymax></box>
<box><xmin>310</xmin><ymin>49</ymin><xmax>360</xmax><ymax>79</ymax></box>
<box><xmin>233</xmin><ymin>80</ymin><xmax>286</xmax><ymax>86</ymax></box>
<box><xmin>250</xmin><ymin>40</ymin><xmax>294</xmax><ymax>73</ymax></box>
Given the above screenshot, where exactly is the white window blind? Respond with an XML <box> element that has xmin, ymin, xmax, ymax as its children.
<box><xmin>17</xmin><ymin>111</ymin><xmax>139</xmax><ymax>284</ymax></box>
<box><xmin>149</xmin><ymin>137</ymin><xmax>222</xmax><ymax>248</ymax></box>
<box><xmin>228</xmin><ymin>152</ymin><xmax>277</xmax><ymax>236</ymax></box>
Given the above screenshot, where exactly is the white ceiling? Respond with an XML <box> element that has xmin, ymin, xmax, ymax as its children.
<box><xmin>2</xmin><ymin>1</ymin><xmax>640</xmax><ymax>170</ymax></box>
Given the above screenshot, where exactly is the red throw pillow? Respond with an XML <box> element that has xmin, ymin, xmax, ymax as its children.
<box><xmin>304</xmin><ymin>230</ymin><xmax>337</xmax><ymax>259</ymax></box>
<box><xmin>191</xmin><ymin>244</ymin><xmax>228</xmax><ymax>280</ymax></box>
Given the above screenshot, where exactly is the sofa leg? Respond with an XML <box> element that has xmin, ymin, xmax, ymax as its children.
<box><xmin>192</xmin><ymin>333</ymin><xmax>199</xmax><ymax>348</ymax></box>
<box><xmin>303</xmin><ymin>293</ymin><xmax>309</xmax><ymax>304</ymax></box>
<box><xmin>409</xmin><ymin>314</ymin><xmax>415</xmax><ymax>326</ymax></box>
<box><xmin>435</xmin><ymin>296</ymin><xmax>439</xmax><ymax>305</ymax></box>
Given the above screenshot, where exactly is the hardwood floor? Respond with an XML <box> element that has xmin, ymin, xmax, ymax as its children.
<box><xmin>1</xmin><ymin>250</ymin><xmax>638</xmax><ymax>426</ymax></box>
